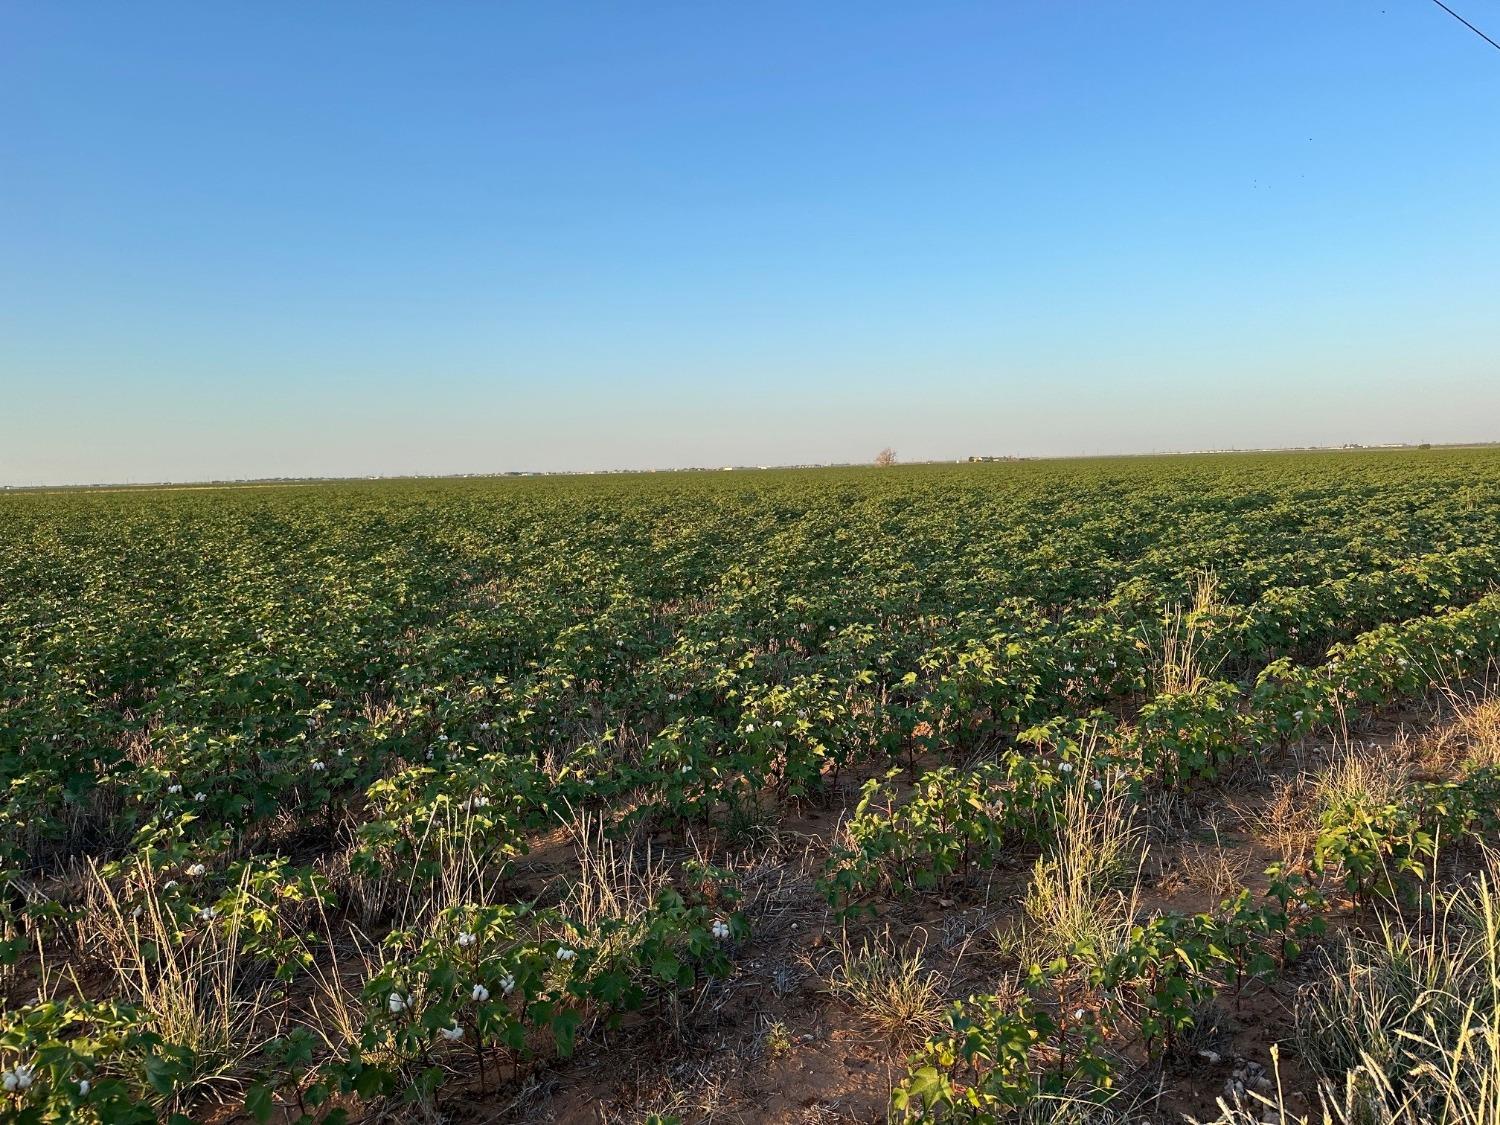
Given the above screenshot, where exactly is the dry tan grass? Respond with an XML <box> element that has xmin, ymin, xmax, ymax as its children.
<box><xmin>83</xmin><ymin>861</ymin><xmax>269</xmax><ymax>1107</ymax></box>
<box><xmin>1005</xmin><ymin>770</ymin><xmax>1144</xmax><ymax>965</ymax></box>
<box><xmin>1175</xmin><ymin>838</ymin><xmax>1254</xmax><ymax>901</ymax></box>
<box><xmin>824</xmin><ymin>927</ymin><xmax>947</xmax><ymax>1048</ymax></box>
<box><xmin>1151</xmin><ymin>569</ymin><xmax>1224</xmax><ymax>696</ymax></box>
<box><xmin>1424</xmin><ymin>693</ymin><xmax>1500</xmax><ymax>773</ymax></box>
<box><xmin>1231</xmin><ymin>774</ymin><xmax>1321</xmax><ymax>868</ymax></box>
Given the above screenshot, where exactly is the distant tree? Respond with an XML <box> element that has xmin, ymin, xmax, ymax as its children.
<box><xmin>875</xmin><ymin>447</ymin><xmax>897</xmax><ymax>467</ymax></box>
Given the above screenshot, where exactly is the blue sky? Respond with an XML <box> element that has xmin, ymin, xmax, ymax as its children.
<box><xmin>3</xmin><ymin>2</ymin><xmax>1499</xmax><ymax>484</ymax></box>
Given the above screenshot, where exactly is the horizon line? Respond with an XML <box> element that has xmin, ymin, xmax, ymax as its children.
<box><xmin>4</xmin><ymin>438</ymin><xmax>1497</xmax><ymax>495</ymax></box>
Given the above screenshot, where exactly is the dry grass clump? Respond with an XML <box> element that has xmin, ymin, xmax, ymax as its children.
<box><xmin>1172</xmin><ymin>837</ymin><xmax>1254</xmax><ymax>902</ymax></box>
<box><xmin>84</xmin><ymin>862</ymin><xmax>268</xmax><ymax>1106</ymax></box>
<box><xmin>1195</xmin><ymin>856</ymin><xmax>1500</xmax><ymax>1125</ymax></box>
<box><xmin>1311</xmin><ymin>741</ymin><xmax>1413</xmax><ymax>820</ymax></box>
<box><xmin>824</xmin><ymin>927</ymin><xmax>947</xmax><ymax>1047</ymax></box>
<box><xmin>1004</xmin><ymin>771</ymin><xmax>1144</xmax><ymax>965</ymax></box>
<box><xmin>1151</xmin><ymin>570</ymin><xmax>1225</xmax><ymax>696</ymax></box>
<box><xmin>1294</xmin><ymin>856</ymin><xmax>1500</xmax><ymax>1124</ymax></box>
<box><xmin>1425</xmin><ymin>691</ymin><xmax>1500</xmax><ymax>773</ymax></box>
<box><xmin>1232</xmin><ymin>774</ymin><xmax>1321</xmax><ymax>869</ymax></box>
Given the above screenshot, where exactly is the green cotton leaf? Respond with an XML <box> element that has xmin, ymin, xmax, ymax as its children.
<box><xmin>246</xmin><ymin>1083</ymin><xmax>276</xmax><ymax>1125</ymax></box>
<box><xmin>652</xmin><ymin>954</ymin><xmax>682</xmax><ymax>983</ymax></box>
<box><xmin>551</xmin><ymin>1008</ymin><xmax>582</xmax><ymax>1058</ymax></box>
<box><xmin>353</xmin><ymin>1064</ymin><xmax>393</xmax><ymax>1098</ymax></box>
<box><xmin>593</xmin><ymin>968</ymin><xmax>630</xmax><ymax>1004</ymax></box>
<box><xmin>900</xmin><ymin>1065</ymin><xmax>946</xmax><ymax>1105</ymax></box>
<box><xmin>144</xmin><ymin>1053</ymin><xmax>182</xmax><ymax>1096</ymax></box>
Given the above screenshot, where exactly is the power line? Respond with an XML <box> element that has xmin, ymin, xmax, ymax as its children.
<box><xmin>1427</xmin><ymin>0</ymin><xmax>1500</xmax><ymax>53</ymax></box>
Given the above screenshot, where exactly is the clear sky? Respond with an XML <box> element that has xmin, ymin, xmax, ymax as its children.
<box><xmin>3</xmin><ymin>2</ymin><xmax>1499</xmax><ymax>485</ymax></box>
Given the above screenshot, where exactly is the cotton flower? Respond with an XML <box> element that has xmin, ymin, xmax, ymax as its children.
<box><xmin>439</xmin><ymin>1023</ymin><xmax>465</xmax><ymax>1041</ymax></box>
<box><xmin>556</xmin><ymin>947</ymin><xmax>577</xmax><ymax>962</ymax></box>
<box><xmin>711</xmin><ymin>919</ymin><xmax>731</xmax><ymax>941</ymax></box>
<box><xmin>456</xmin><ymin>932</ymin><xmax>477</xmax><ymax>949</ymax></box>
<box><xmin>388</xmin><ymin>992</ymin><xmax>411</xmax><ymax>1014</ymax></box>
<box><xmin>186</xmin><ymin>863</ymin><xmax>206</xmax><ymax>877</ymax></box>
<box><xmin>470</xmin><ymin>984</ymin><xmax>490</xmax><ymax>1002</ymax></box>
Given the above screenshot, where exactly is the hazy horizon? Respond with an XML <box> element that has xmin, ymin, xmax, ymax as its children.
<box><xmin>5</xmin><ymin>3</ymin><xmax>1499</xmax><ymax>487</ymax></box>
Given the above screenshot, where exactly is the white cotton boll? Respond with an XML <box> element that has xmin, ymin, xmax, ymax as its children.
<box><xmin>162</xmin><ymin>879</ymin><xmax>179</xmax><ymax>890</ymax></box>
<box><xmin>198</xmin><ymin>906</ymin><xmax>218</xmax><ymax>922</ymax></box>
<box><xmin>78</xmin><ymin>1079</ymin><xmax>90</xmax><ymax>1096</ymax></box>
<box><xmin>167</xmin><ymin>784</ymin><xmax>182</xmax><ymax>794</ymax></box>
<box><xmin>194</xmin><ymin>791</ymin><xmax>207</xmax><ymax>801</ymax></box>
<box><xmin>388</xmin><ymin>992</ymin><xmax>411</xmax><ymax>1014</ymax></box>
<box><xmin>471</xmin><ymin>984</ymin><xmax>490</xmax><ymax>1002</ymax></box>
<box><xmin>310</xmin><ymin>761</ymin><xmax>326</xmax><ymax>772</ymax></box>
<box><xmin>439</xmin><ymin>1023</ymin><xmax>464</xmax><ymax>1041</ymax></box>
<box><xmin>457</xmin><ymin>932</ymin><xmax>477</xmax><ymax>949</ymax></box>
<box><xmin>1059</xmin><ymin>761</ymin><xmax>1073</xmax><ymax>773</ymax></box>
<box><xmin>186</xmin><ymin>863</ymin><xmax>206</xmax><ymax>877</ymax></box>
<box><xmin>556</xmin><ymin>947</ymin><xmax>577</xmax><ymax>962</ymax></box>
<box><xmin>499</xmin><ymin>974</ymin><xmax>516</xmax><ymax>995</ymax></box>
